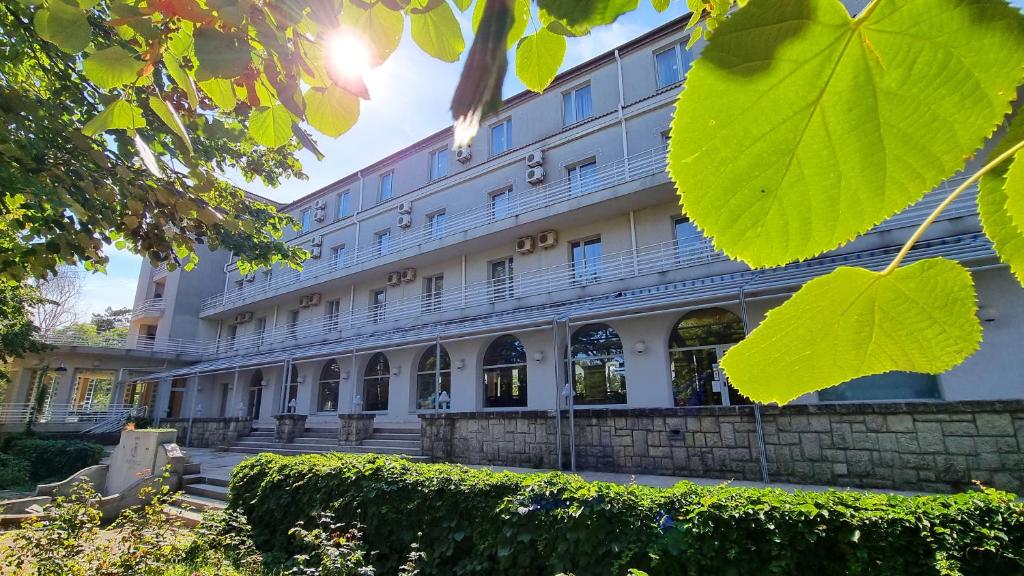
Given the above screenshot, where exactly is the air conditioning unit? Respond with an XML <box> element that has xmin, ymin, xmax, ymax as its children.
<box><xmin>527</xmin><ymin>167</ymin><xmax>545</xmax><ymax>185</ymax></box>
<box><xmin>299</xmin><ymin>295</ymin><xmax>311</xmax><ymax>308</ymax></box>
<box><xmin>455</xmin><ymin>146</ymin><xmax>472</xmax><ymax>163</ymax></box>
<box><xmin>526</xmin><ymin>149</ymin><xmax>543</xmax><ymax>167</ymax></box>
<box><xmin>310</xmin><ymin>246</ymin><xmax>322</xmax><ymax>259</ymax></box>
<box><xmin>233</xmin><ymin>313</ymin><xmax>245</xmax><ymax>324</ymax></box>
<box><xmin>398</xmin><ymin>200</ymin><xmax>413</xmax><ymax>214</ymax></box>
<box><xmin>401</xmin><ymin>268</ymin><xmax>416</xmax><ymax>283</ymax></box>
<box><xmin>244</xmin><ymin>272</ymin><xmax>255</xmax><ymax>282</ymax></box>
<box><xmin>241</xmin><ymin>311</ymin><xmax>253</xmax><ymax>323</ymax></box>
<box><xmin>516</xmin><ymin>236</ymin><xmax>535</xmax><ymax>254</ymax></box>
<box><xmin>311</xmin><ymin>234</ymin><xmax>323</xmax><ymax>246</ymax></box>
<box><xmin>537</xmin><ymin>230</ymin><xmax>558</xmax><ymax>249</ymax></box>
<box><xmin>307</xmin><ymin>293</ymin><xmax>321</xmax><ymax>306</ymax></box>
<box><xmin>398</xmin><ymin>213</ymin><xmax>413</xmax><ymax>228</ymax></box>
<box><xmin>313</xmin><ymin>199</ymin><xmax>327</xmax><ymax>210</ymax></box>
<box><xmin>386</xmin><ymin>271</ymin><xmax>402</xmax><ymax>286</ymax></box>
<box><xmin>314</xmin><ymin>208</ymin><xmax>326</xmax><ymax>222</ymax></box>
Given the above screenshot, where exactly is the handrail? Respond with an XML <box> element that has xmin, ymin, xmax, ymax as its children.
<box><xmin>0</xmin><ymin>403</ymin><xmax>148</xmax><ymax>425</ymax></box>
<box><xmin>131</xmin><ymin>297</ymin><xmax>165</xmax><ymax>319</ymax></box>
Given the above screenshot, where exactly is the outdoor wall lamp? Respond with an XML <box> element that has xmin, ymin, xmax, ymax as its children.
<box><xmin>391</xmin><ymin>366</ymin><xmax>401</xmax><ymax>376</ymax></box>
<box><xmin>54</xmin><ymin>361</ymin><xmax>67</xmax><ymax>373</ymax></box>
<box><xmin>533</xmin><ymin>351</ymin><xmax>544</xmax><ymax>362</ymax></box>
<box><xmin>341</xmin><ymin>371</ymin><xmax>350</xmax><ymax>380</ymax></box>
<box><xmin>978</xmin><ymin>305</ymin><xmax>998</xmax><ymax>323</ymax></box>
<box><xmin>633</xmin><ymin>340</ymin><xmax>647</xmax><ymax>354</ymax></box>
<box><xmin>455</xmin><ymin>359</ymin><xmax>465</xmax><ymax>370</ymax></box>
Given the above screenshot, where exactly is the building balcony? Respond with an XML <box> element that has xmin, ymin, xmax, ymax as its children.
<box><xmin>0</xmin><ymin>402</ymin><xmax>147</xmax><ymax>426</ymax></box>
<box><xmin>131</xmin><ymin>297</ymin><xmax>165</xmax><ymax>320</ymax></box>
<box><xmin>41</xmin><ymin>331</ymin><xmax>205</xmax><ymax>357</ymax></box>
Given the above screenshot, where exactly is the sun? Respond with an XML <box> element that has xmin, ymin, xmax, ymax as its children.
<box><xmin>327</xmin><ymin>31</ymin><xmax>373</xmax><ymax>80</ymax></box>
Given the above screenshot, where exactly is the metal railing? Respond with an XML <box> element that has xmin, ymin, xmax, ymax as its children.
<box><xmin>199</xmin><ymin>145</ymin><xmax>671</xmax><ymax>313</ymax></box>
<box><xmin>83</xmin><ymin>406</ymin><xmax>149</xmax><ymax>433</ymax></box>
<box><xmin>41</xmin><ymin>332</ymin><xmax>206</xmax><ymax>356</ymax></box>
<box><xmin>0</xmin><ymin>403</ymin><xmax>148</xmax><ymax>425</ymax></box>
<box><xmin>131</xmin><ymin>297</ymin><xmax>164</xmax><ymax>319</ymax></box>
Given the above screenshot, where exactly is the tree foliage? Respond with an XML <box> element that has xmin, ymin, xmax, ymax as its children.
<box><xmin>0</xmin><ymin>282</ymin><xmax>50</xmax><ymax>382</ymax></box>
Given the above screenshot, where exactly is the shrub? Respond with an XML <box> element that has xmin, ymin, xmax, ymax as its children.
<box><xmin>0</xmin><ymin>452</ymin><xmax>31</xmax><ymax>489</ymax></box>
<box><xmin>229</xmin><ymin>453</ymin><xmax>1024</xmax><ymax>576</ymax></box>
<box><xmin>5</xmin><ymin>437</ymin><xmax>104</xmax><ymax>481</ymax></box>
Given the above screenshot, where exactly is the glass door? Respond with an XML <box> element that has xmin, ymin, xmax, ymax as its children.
<box><xmin>248</xmin><ymin>385</ymin><xmax>262</xmax><ymax>419</ymax></box>
<box><xmin>670</xmin><ymin>345</ymin><xmax>750</xmax><ymax>407</ymax></box>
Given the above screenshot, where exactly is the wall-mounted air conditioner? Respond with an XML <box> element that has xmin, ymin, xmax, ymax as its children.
<box><xmin>526</xmin><ymin>149</ymin><xmax>543</xmax><ymax>167</ymax></box>
<box><xmin>516</xmin><ymin>236</ymin><xmax>535</xmax><ymax>254</ymax></box>
<box><xmin>310</xmin><ymin>246</ymin><xmax>322</xmax><ymax>259</ymax></box>
<box><xmin>401</xmin><ymin>268</ymin><xmax>416</xmax><ymax>283</ymax></box>
<box><xmin>398</xmin><ymin>213</ymin><xmax>413</xmax><ymax>228</ymax></box>
<box><xmin>311</xmin><ymin>234</ymin><xmax>323</xmax><ymax>246</ymax></box>
<box><xmin>537</xmin><ymin>230</ymin><xmax>558</xmax><ymax>249</ymax></box>
<box><xmin>313</xmin><ymin>199</ymin><xmax>327</xmax><ymax>210</ymax></box>
<box><xmin>299</xmin><ymin>295</ymin><xmax>311</xmax><ymax>308</ymax></box>
<box><xmin>307</xmin><ymin>293</ymin><xmax>322</xmax><ymax>306</ymax></box>
<box><xmin>398</xmin><ymin>201</ymin><xmax>413</xmax><ymax>214</ymax></box>
<box><xmin>314</xmin><ymin>208</ymin><xmax>326</xmax><ymax>222</ymax></box>
<box><xmin>233</xmin><ymin>313</ymin><xmax>245</xmax><ymax>324</ymax></box>
<box><xmin>455</xmin><ymin>147</ymin><xmax>472</xmax><ymax>164</ymax></box>
<box><xmin>386</xmin><ymin>271</ymin><xmax>402</xmax><ymax>287</ymax></box>
<box><xmin>241</xmin><ymin>311</ymin><xmax>253</xmax><ymax>323</ymax></box>
<box><xmin>527</xmin><ymin>167</ymin><xmax>545</xmax><ymax>185</ymax></box>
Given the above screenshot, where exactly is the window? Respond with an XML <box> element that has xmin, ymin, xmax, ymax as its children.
<box><xmin>374</xmin><ymin>230</ymin><xmax>390</xmax><ymax>255</ymax></box>
<box><xmin>254</xmin><ymin>317</ymin><xmax>266</xmax><ymax>346</ymax></box>
<box><xmin>370</xmin><ymin>288</ymin><xmax>386</xmax><ymax>323</ymax></box>
<box><xmin>300</xmin><ymin>208</ymin><xmax>312</xmax><ymax>232</ymax></box>
<box><xmin>423</xmin><ymin>274</ymin><xmax>444</xmax><ymax>313</ymax></box>
<box><xmin>818</xmin><ymin>373</ymin><xmax>941</xmax><ymax>402</ymax></box>
<box><xmin>167</xmin><ymin>378</ymin><xmax>187</xmax><ymax>418</ymax></box>
<box><xmin>570</xmin><ymin>237</ymin><xmax>602</xmax><ymax>283</ymax></box>
<box><xmin>562</xmin><ymin>84</ymin><xmax>593</xmax><ymax>125</ymax></box>
<box><xmin>318</xmin><ymin>360</ymin><xmax>342</xmax><ymax>412</ymax></box>
<box><xmin>489</xmin><ymin>257</ymin><xmax>514</xmax><ymax>301</ymax></box>
<box><xmin>227</xmin><ymin>324</ymin><xmax>238</xmax><ymax>350</ymax></box>
<box><xmin>655</xmin><ymin>42</ymin><xmax>693</xmax><ymax>89</ymax></box>
<box><xmin>490</xmin><ymin>119</ymin><xmax>512</xmax><ymax>156</ymax></box>
<box><xmin>428</xmin><ymin>211</ymin><xmax>447</xmax><ymax>239</ymax></box>
<box><xmin>378</xmin><ymin>171</ymin><xmax>394</xmax><ymax>203</ymax></box>
<box><xmin>416</xmin><ymin>345</ymin><xmax>451</xmax><ymax>410</ymax></box>
<box><xmin>331</xmin><ymin>244</ymin><xmax>348</xmax><ymax>269</ymax></box>
<box><xmin>337</xmin><ymin>190</ymin><xmax>351</xmax><ymax>219</ymax></box>
<box><xmin>568</xmin><ymin>161</ymin><xmax>598</xmax><ymax>196</ymax></box>
<box><xmin>482</xmin><ymin>335</ymin><xmax>528</xmax><ymax>408</ymax></box>
<box><xmin>247</xmin><ymin>370</ymin><xmax>263</xmax><ymax>419</ymax></box>
<box><xmin>325</xmin><ymin>298</ymin><xmax>342</xmax><ymax>330</ymax></box>
<box><xmin>669</xmin><ymin>308</ymin><xmax>749</xmax><ymax>407</ymax></box>
<box><xmin>283</xmin><ymin>365</ymin><xmax>299</xmax><ymax>413</ymax></box>
<box><xmin>674</xmin><ymin>217</ymin><xmax>705</xmax><ymax>263</ymax></box>
<box><xmin>363</xmin><ymin>352</ymin><xmax>390</xmax><ymax>411</ymax></box>
<box><xmin>287</xmin><ymin>309</ymin><xmax>300</xmax><ymax>337</ymax></box>
<box><xmin>490</xmin><ymin>188</ymin><xmax>511</xmax><ymax>220</ymax></box>
<box><xmin>571</xmin><ymin>324</ymin><xmax>627</xmax><ymax>405</ymax></box>
<box><xmin>430</xmin><ymin>147</ymin><xmax>449</xmax><ymax>180</ymax></box>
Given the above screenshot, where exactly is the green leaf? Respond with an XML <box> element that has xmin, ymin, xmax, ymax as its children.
<box><xmin>473</xmin><ymin>0</ymin><xmax>529</xmax><ymax>48</ymax></box>
<box><xmin>722</xmin><ymin>258</ymin><xmax>981</xmax><ymax>405</ymax></box>
<box><xmin>82</xmin><ymin>99</ymin><xmax>145</xmax><ymax>136</ymax></box>
<box><xmin>453</xmin><ymin>0</ymin><xmax>472</xmax><ymax>11</ymax></box>
<box><xmin>133</xmin><ymin>133</ymin><xmax>162</xmax><ymax>177</ymax></box>
<box><xmin>83</xmin><ymin>47</ymin><xmax>143</xmax><ymax>89</ymax></box>
<box><xmin>536</xmin><ymin>0</ymin><xmax>638</xmax><ymax>27</ymax></box>
<box><xmin>1002</xmin><ymin>151</ymin><xmax>1024</xmax><ymax>233</ymax></box>
<box><xmin>515</xmin><ymin>28</ymin><xmax>566</xmax><ymax>93</ymax></box>
<box><xmin>979</xmin><ymin>113</ymin><xmax>1024</xmax><ymax>286</ymax></box>
<box><xmin>410</xmin><ymin>1</ymin><xmax>464</xmax><ymax>63</ymax></box>
<box><xmin>292</xmin><ymin>123</ymin><xmax>325</xmax><ymax>161</ymax></box>
<box><xmin>166</xmin><ymin>56</ymin><xmax>199</xmax><ymax>109</ymax></box>
<box><xmin>249</xmin><ymin>105</ymin><xmax>294</xmax><ymax>148</ymax></box>
<box><xmin>148</xmin><ymin>96</ymin><xmax>193</xmax><ymax>155</ymax></box>
<box><xmin>194</xmin><ymin>26</ymin><xmax>251</xmax><ymax>79</ymax></box>
<box><xmin>669</xmin><ymin>0</ymin><xmax>1024</xmax><ymax>268</ymax></box>
<box><xmin>304</xmin><ymin>86</ymin><xmax>360</xmax><ymax>138</ymax></box>
<box><xmin>33</xmin><ymin>0</ymin><xmax>90</xmax><ymax>54</ymax></box>
<box><xmin>341</xmin><ymin>0</ymin><xmax>404</xmax><ymax>66</ymax></box>
<box><xmin>198</xmin><ymin>78</ymin><xmax>237</xmax><ymax>110</ymax></box>
<box><xmin>651</xmin><ymin>0</ymin><xmax>670</xmax><ymax>12</ymax></box>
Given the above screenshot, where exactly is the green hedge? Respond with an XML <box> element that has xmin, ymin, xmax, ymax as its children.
<box><xmin>0</xmin><ymin>453</ymin><xmax>31</xmax><ymax>489</ymax></box>
<box><xmin>228</xmin><ymin>453</ymin><xmax>1024</xmax><ymax>576</ymax></box>
<box><xmin>4</xmin><ymin>437</ymin><xmax>104</xmax><ymax>482</ymax></box>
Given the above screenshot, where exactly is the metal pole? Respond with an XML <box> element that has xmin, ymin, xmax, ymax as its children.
<box><xmin>565</xmin><ymin>319</ymin><xmax>576</xmax><ymax>472</ymax></box>
<box><xmin>280</xmin><ymin>358</ymin><xmax>292</xmax><ymax>413</ymax></box>
<box><xmin>434</xmin><ymin>334</ymin><xmax>441</xmax><ymax>414</ymax></box>
<box><xmin>230</xmin><ymin>368</ymin><xmax>239</xmax><ymax>418</ymax></box>
<box><xmin>185</xmin><ymin>372</ymin><xmax>198</xmax><ymax>448</ymax></box>
<box><xmin>739</xmin><ymin>288</ymin><xmax>770</xmax><ymax>484</ymax></box>
<box><xmin>552</xmin><ymin>319</ymin><xmax>563</xmax><ymax>470</ymax></box>
<box><xmin>349</xmin><ymin>349</ymin><xmax>358</xmax><ymax>412</ymax></box>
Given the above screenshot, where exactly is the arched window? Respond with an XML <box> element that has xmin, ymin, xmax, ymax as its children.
<box><xmin>482</xmin><ymin>335</ymin><xmax>527</xmax><ymax>408</ymax></box>
<box><xmin>318</xmin><ymin>360</ymin><xmax>342</xmax><ymax>412</ymax></box>
<box><xmin>363</xmin><ymin>353</ymin><xmax>390</xmax><ymax>412</ymax></box>
<box><xmin>571</xmin><ymin>323</ymin><xmax>626</xmax><ymax>404</ymax></box>
<box><xmin>416</xmin><ymin>345</ymin><xmax>451</xmax><ymax>410</ymax></box>
<box><xmin>283</xmin><ymin>365</ymin><xmax>300</xmax><ymax>413</ymax></box>
<box><xmin>669</xmin><ymin>308</ymin><xmax>748</xmax><ymax>407</ymax></box>
<box><xmin>247</xmin><ymin>370</ymin><xmax>264</xmax><ymax>419</ymax></box>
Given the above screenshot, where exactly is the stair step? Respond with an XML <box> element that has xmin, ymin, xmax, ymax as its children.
<box><xmin>174</xmin><ymin>493</ymin><xmax>227</xmax><ymax>512</ymax></box>
<box><xmin>374</xmin><ymin>426</ymin><xmax>420</xmax><ymax>434</ymax></box>
<box><xmin>183</xmin><ymin>462</ymin><xmax>201</xmax><ymax>475</ymax></box>
<box><xmin>227</xmin><ymin>445</ymin><xmax>423</xmax><ymax>457</ymax></box>
<box><xmin>163</xmin><ymin>505</ymin><xmax>204</xmax><ymax>527</ymax></box>
<box><xmin>291</xmin><ymin>438</ymin><xmax>339</xmax><ymax>445</ymax></box>
<box><xmin>371</xmin><ymin>432</ymin><xmax>421</xmax><ymax>441</ymax></box>
<box><xmin>363</xmin><ymin>439</ymin><xmax>420</xmax><ymax>449</ymax></box>
<box><xmin>183</xmin><ymin>475</ymin><xmax>229</xmax><ymax>488</ymax></box>
<box><xmin>184</xmin><ymin>482</ymin><xmax>229</xmax><ymax>501</ymax></box>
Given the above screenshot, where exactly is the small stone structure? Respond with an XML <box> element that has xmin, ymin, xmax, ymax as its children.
<box><xmin>338</xmin><ymin>414</ymin><xmax>375</xmax><ymax>445</ymax></box>
<box><xmin>274</xmin><ymin>413</ymin><xmax>307</xmax><ymax>443</ymax></box>
<box><xmin>162</xmin><ymin>417</ymin><xmax>252</xmax><ymax>448</ymax></box>
<box><xmin>420</xmin><ymin>401</ymin><xmax>1024</xmax><ymax>493</ymax></box>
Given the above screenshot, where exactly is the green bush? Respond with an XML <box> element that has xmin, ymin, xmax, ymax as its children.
<box><xmin>5</xmin><ymin>437</ymin><xmax>104</xmax><ymax>482</ymax></box>
<box><xmin>0</xmin><ymin>452</ymin><xmax>31</xmax><ymax>489</ymax></box>
<box><xmin>230</xmin><ymin>453</ymin><xmax>1024</xmax><ymax>576</ymax></box>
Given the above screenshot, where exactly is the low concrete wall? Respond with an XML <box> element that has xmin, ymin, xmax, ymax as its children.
<box><xmin>162</xmin><ymin>417</ymin><xmax>252</xmax><ymax>448</ymax></box>
<box><xmin>420</xmin><ymin>401</ymin><xmax>1024</xmax><ymax>493</ymax></box>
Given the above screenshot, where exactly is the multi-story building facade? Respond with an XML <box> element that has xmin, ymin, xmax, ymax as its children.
<box><xmin>4</xmin><ymin>12</ymin><xmax>1024</xmax><ymax>492</ymax></box>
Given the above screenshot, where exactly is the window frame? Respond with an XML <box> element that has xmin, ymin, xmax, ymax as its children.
<box><xmin>336</xmin><ymin>189</ymin><xmax>352</xmax><ymax>220</ymax></box>
<box><xmin>427</xmin><ymin>210</ymin><xmax>447</xmax><ymax>239</ymax></box>
<box><xmin>654</xmin><ymin>41</ymin><xmax>693</xmax><ymax>90</ymax></box>
<box><xmin>489</xmin><ymin>187</ymin><xmax>512</xmax><ymax>220</ymax></box>
<box><xmin>569</xmin><ymin>235</ymin><xmax>603</xmax><ymax>284</ymax></box>
<box><xmin>369</xmin><ymin>287</ymin><xmax>387</xmax><ymax>323</ymax></box>
<box><xmin>567</xmin><ymin>159</ymin><xmax>598</xmax><ymax>197</ymax></box>
<box><xmin>481</xmin><ymin>335</ymin><xmax>528</xmax><ymax>409</ymax></box>
<box><xmin>429</xmin><ymin>146</ymin><xmax>449</xmax><ymax>181</ymax></box>
<box><xmin>374</xmin><ymin>229</ymin><xmax>391</xmax><ymax>256</ymax></box>
<box><xmin>489</xmin><ymin>118</ymin><xmax>513</xmax><ymax>157</ymax></box>
<box><xmin>331</xmin><ymin>243</ymin><xmax>347</xmax><ymax>269</ymax></box>
<box><xmin>570</xmin><ymin>323</ymin><xmax>628</xmax><ymax>406</ymax></box>
<box><xmin>422</xmin><ymin>273</ymin><xmax>444</xmax><ymax>313</ymax></box>
<box><xmin>378</xmin><ymin>170</ymin><xmax>394</xmax><ymax>203</ymax></box>
<box><xmin>300</xmin><ymin>208</ymin><xmax>312</xmax><ymax>232</ymax></box>
<box><xmin>562</xmin><ymin>83</ymin><xmax>593</xmax><ymax>126</ymax></box>
<box><xmin>488</xmin><ymin>256</ymin><xmax>515</xmax><ymax>301</ymax></box>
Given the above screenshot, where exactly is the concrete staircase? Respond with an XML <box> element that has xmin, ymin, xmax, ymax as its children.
<box><xmin>225</xmin><ymin>424</ymin><xmax>427</xmax><ymax>460</ymax></box>
<box><xmin>166</xmin><ymin>462</ymin><xmax>228</xmax><ymax>526</ymax></box>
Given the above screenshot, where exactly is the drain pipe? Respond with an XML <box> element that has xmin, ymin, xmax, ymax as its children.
<box><xmin>739</xmin><ymin>288</ymin><xmax>770</xmax><ymax>484</ymax></box>
<box><xmin>552</xmin><ymin>318</ymin><xmax>563</xmax><ymax>470</ymax></box>
<box><xmin>433</xmin><ymin>334</ymin><xmax>441</xmax><ymax>414</ymax></box>
<box><xmin>564</xmin><ymin>319</ymin><xmax>576</xmax><ymax>472</ymax></box>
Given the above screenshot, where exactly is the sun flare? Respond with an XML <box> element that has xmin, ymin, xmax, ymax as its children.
<box><xmin>327</xmin><ymin>32</ymin><xmax>373</xmax><ymax>79</ymax></box>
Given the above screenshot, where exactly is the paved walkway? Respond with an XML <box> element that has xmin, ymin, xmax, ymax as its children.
<box><xmin>183</xmin><ymin>448</ymin><xmax>928</xmax><ymax>496</ymax></box>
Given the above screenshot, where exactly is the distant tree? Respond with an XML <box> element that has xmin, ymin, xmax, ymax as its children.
<box><xmin>30</xmin><ymin>267</ymin><xmax>83</xmax><ymax>337</ymax></box>
<box><xmin>0</xmin><ymin>283</ymin><xmax>50</xmax><ymax>383</ymax></box>
<box><xmin>91</xmin><ymin>306</ymin><xmax>132</xmax><ymax>334</ymax></box>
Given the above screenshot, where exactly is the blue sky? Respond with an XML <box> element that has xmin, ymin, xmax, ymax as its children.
<box><xmin>77</xmin><ymin>0</ymin><xmax>1024</xmax><ymax>319</ymax></box>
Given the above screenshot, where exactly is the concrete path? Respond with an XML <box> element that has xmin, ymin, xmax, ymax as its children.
<box><xmin>183</xmin><ymin>448</ymin><xmax>928</xmax><ymax>496</ymax></box>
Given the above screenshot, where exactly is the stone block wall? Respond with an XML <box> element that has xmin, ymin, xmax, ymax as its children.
<box><xmin>161</xmin><ymin>417</ymin><xmax>252</xmax><ymax>448</ymax></box>
<box><xmin>420</xmin><ymin>401</ymin><xmax>1024</xmax><ymax>493</ymax></box>
<box><xmin>274</xmin><ymin>414</ymin><xmax>307</xmax><ymax>443</ymax></box>
<box><xmin>338</xmin><ymin>414</ymin><xmax>375</xmax><ymax>445</ymax></box>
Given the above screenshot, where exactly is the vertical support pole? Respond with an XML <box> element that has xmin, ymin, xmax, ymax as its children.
<box><xmin>461</xmin><ymin>254</ymin><xmax>467</xmax><ymax>307</ymax></box>
<box><xmin>565</xmin><ymin>319</ymin><xmax>576</xmax><ymax>472</ymax></box>
<box><xmin>280</xmin><ymin>359</ymin><xmax>292</xmax><ymax>414</ymax></box>
<box><xmin>185</xmin><ymin>372</ymin><xmax>199</xmax><ymax>448</ymax></box>
<box><xmin>434</xmin><ymin>334</ymin><xmax>441</xmax><ymax>414</ymax></box>
<box><xmin>153</xmin><ymin>377</ymin><xmax>169</xmax><ymax>427</ymax></box>
<box><xmin>739</xmin><ymin>288</ymin><xmax>770</xmax><ymax>484</ymax></box>
<box><xmin>552</xmin><ymin>319</ymin><xmax>563</xmax><ymax>470</ymax></box>
<box><xmin>628</xmin><ymin>210</ymin><xmax>639</xmax><ymax>277</ymax></box>
<box><xmin>349</xmin><ymin>285</ymin><xmax>356</xmax><ymax>328</ymax></box>
<box><xmin>349</xmin><ymin>349</ymin><xmax>358</xmax><ymax>413</ymax></box>
<box><xmin>230</xmin><ymin>368</ymin><xmax>240</xmax><ymax>417</ymax></box>
<box><xmin>614</xmin><ymin>49</ymin><xmax>629</xmax><ymax>179</ymax></box>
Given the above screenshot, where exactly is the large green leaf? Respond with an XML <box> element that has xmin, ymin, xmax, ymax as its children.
<box><xmin>669</xmin><ymin>0</ymin><xmax>1024</xmax><ymax>268</ymax></box>
<box><xmin>34</xmin><ymin>0</ymin><xmax>90</xmax><ymax>54</ymax></box>
<box><xmin>194</xmin><ymin>26</ymin><xmax>251</xmax><ymax>79</ymax></box>
<box><xmin>721</xmin><ymin>258</ymin><xmax>981</xmax><ymax>404</ymax></box>
<box><xmin>198</xmin><ymin>78</ymin><xmax>237</xmax><ymax>110</ymax></box>
<box><xmin>305</xmin><ymin>86</ymin><xmax>360</xmax><ymax>138</ymax></box>
<box><xmin>979</xmin><ymin>112</ymin><xmax>1024</xmax><ymax>286</ymax></box>
<box><xmin>341</xmin><ymin>0</ymin><xmax>404</xmax><ymax>66</ymax></box>
<box><xmin>1003</xmin><ymin>151</ymin><xmax>1024</xmax><ymax>232</ymax></box>
<box><xmin>148</xmin><ymin>96</ymin><xmax>193</xmax><ymax>154</ymax></box>
<box><xmin>410</xmin><ymin>2</ymin><xmax>464</xmax><ymax>63</ymax></box>
<box><xmin>536</xmin><ymin>0</ymin><xmax>638</xmax><ymax>27</ymax></box>
<box><xmin>249</xmin><ymin>104</ymin><xmax>294</xmax><ymax>148</ymax></box>
<box><xmin>82</xmin><ymin>99</ymin><xmax>145</xmax><ymax>136</ymax></box>
<box><xmin>83</xmin><ymin>47</ymin><xmax>143</xmax><ymax>89</ymax></box>
<box><xmin>515</xmin><ymin>28</ymin><xmax>566</xmax><ymax>93</ymax></box>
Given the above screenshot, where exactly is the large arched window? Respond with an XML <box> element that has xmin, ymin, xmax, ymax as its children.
<box><xmin>247</xmin><ymin>370</ymin><xmax>264</xmax><ymax>419</ymax></box>
<box><xmin>482</xmin><ymin>335</ymin><xmax>527</xmax><ymax>408</ymax></box>
<box><xmin>669</xmin><ymin>308</ymin><xmax>748</xmax><ymax>407</ymax></box>
<box><xmin>416</xmin><ymin>345</ymin><xmax>451</xmax><ymax>410</ymax></box>
<box><xmin>363</xmin><ymin>353</ymin><xmax>390</xmax><ymax>412</ymax></box>
<box><xmin>318</xmin><ymin>360</ymin><xmax>342</xmax><ymax>412</ymax></box>
<box><xmin>571</xmin><ymin>323</ymin><xmax>626</xmax><ymax>404</ymax></box>
<box><xmin>283</xmin><ymin>365</ymin><xmax>301</xmax><ymax>413</ymax></box>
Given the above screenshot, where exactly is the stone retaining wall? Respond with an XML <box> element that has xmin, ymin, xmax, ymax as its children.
<box><xmin>420</xmin><ymin>401</ymin><xmax>1024</xmax><ymax>493</ymax></box>
<box><xmin>162</xmin><ymin>417</ymin><xmax>252</xmax><ymax>448</ymax></box>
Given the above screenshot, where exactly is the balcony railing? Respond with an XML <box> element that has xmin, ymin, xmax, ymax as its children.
<box><xmin>41</xmin><ymin>331</ymin><xmax>206</xmax><ymax>355</ymax></box>
<box><xmin>0</xmin><ymin>403</ymin><xmax>148</xmax><ymax>425</ymax></box>
<box><xmin>131</xmin><ymin>297</ymin><xmax>165</xmax><ymax>319</ymax></box>
<box><xmin>199</xmin><ymin>145</ymin><xmax>672</xmax><ymax>314</ymax></box>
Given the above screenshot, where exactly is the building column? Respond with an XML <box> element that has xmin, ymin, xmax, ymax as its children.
<box><xmin>152</xmin><ymin>378</ymin><xmax>171</xmax><ymax>426</ymax></box>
